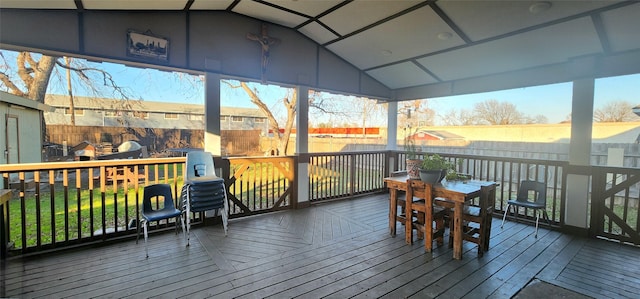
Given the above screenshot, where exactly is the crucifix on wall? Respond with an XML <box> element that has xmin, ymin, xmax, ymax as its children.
<box><xmin>247</xmin><ymin>23</ymin><xmax>280</xmax><ymax>83</ymax></box>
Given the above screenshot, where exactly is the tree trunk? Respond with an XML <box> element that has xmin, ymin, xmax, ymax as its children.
<box><xmin>24</xmin><ymin>54</ymin><xmax>58</xmax><ymax>103</ymax></box>
<box><xmin>65</xmin><ymin>57</ymin><xmax>76</xmax><ymax>125</ymax></box>
<box><xmin>239</xmin><ymin>82</ymin><xmax>298</xmax><ymax>155</ymax></box>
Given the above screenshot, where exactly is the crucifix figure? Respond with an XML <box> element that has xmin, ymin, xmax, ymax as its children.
<box><xmin>247</xmin><ymin>23</ymin><xmax>280</xmax><ymax>83</ymax></box>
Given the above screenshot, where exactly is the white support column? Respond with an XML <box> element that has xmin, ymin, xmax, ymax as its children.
<box><xmin>387</xmin><ymin>101</ymin><xmax>399</xmax><ymax>173</ymax></box>
<box><xmin>204</xmin><ymin>72</ymin><xmax>222</xmax><ymax>155</ymax></box>
<box><xmin>387</xmin><ymin>101</ymin><xmax>398</xmax><ymax>150</ymax></box>
<box><xmin>566</xmin><ymin>78</ymin><xmax>594</xmax><ymax>230</ymax></box>
<box><xmin>296</xmin><ymin>86</ymin><xmax>310</xmax><ymax>207</ymax></box>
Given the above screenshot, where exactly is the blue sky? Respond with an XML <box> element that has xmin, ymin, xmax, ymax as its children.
<box><xmin>2</xmin><ymin>49</ymin><xmax>636</xmax><ymax>125</ymax></box>
<box><xmin>431</xmin><ymin>74</ymin><xmax>639</xmax><ymax>124</ymax></box>
<box><xmin>90</xmin><ymin>62</ymin><xmax>638</xmax><ymax>125</ymax></box>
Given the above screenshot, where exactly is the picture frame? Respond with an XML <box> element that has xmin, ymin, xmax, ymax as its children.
<box><xmin>126</xmin><ymin>29</ymin><xmax>169</xmax><ymax>62</ymax></box>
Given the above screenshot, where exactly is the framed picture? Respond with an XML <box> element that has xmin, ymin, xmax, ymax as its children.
<box><xmin>126</xmin><ymin>29</ymin><xmax>169</xmax><ymax>62</ymax></box>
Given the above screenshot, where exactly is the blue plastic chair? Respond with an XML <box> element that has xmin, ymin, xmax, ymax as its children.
<box><xmin>181</xmin><ymin>151</ymin><xmax>229</xmax><ymax>246</ymax></box>
<box><xmin>501</xmin><ymin>180</ymin><xmax>550</xmax><ymax>237</ymax></box>
<box><xmin>137</xmin><ymin>184</ymin><xmax>185</xmax><ymax>258</ymax></box>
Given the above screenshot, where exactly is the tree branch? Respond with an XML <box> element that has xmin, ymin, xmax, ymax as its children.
<box><xmin>0</xmin><ymin>71</ymin><xmax>26</xmax><ymax>96</ymax></box>
<box><xmin>16</xmin><ymin>52</ymin><xmax>34</xmax><ymax>87</ymax></box>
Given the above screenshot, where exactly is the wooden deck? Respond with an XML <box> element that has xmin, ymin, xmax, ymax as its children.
<box><xmin>2</xmin><ymin>193</ymin><xmax>639</xmax><ymax>298</ymax></box>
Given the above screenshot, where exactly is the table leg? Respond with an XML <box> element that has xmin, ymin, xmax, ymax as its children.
<box><xmin>453</xmin><ymin>202</ymin><xmax>463</xmax><ymax>260</ymax></box>
<box><xmin>389</xmin><ymin>188</ymin><xmax>397</xmax><ymax>236</ymax></box>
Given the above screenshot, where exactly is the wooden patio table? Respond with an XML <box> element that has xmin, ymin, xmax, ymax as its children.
<box><xmin>384</xmin><ymin>175</ymin><xmax>497</xmax><ymax>260</ymax></box>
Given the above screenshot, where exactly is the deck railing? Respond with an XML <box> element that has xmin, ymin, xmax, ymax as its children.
<box><xmin>0</xmin><ymin>156</ymin><xmax>297</xmax><ymax>256</ymax></box>
<box><xmin>309</xmin><ymin>151</ymin><xmax>387</xmax><ymax>201</ymax></box>
<box><xmin>1</xmin><ymin>158</ymin><xmax>186</xmax><ymax>255</ymax></box>
<box><xmin>1</xmin><ymin>151</ymin><xmax>638</xmax><ymax>257</ymax></box>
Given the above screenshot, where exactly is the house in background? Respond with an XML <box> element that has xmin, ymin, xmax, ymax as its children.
<box><xmin>408</xmin><ymin>130</ymin><xmax>465</xmax><ymax>141</ymax></box>
<box><xmin>44</xmin><ymin>94</ymin><xmax>268</xmax><ymax>132</ymax></box>
<box><xmin>1</xmin><ymin>92</ymin><xmax>54</xmax><ymax>165</ymax></box>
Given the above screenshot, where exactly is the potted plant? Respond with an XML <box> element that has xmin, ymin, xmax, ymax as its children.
<box><xmin>445</xmin><ymin>159</ymin><xmax>471</xmax><ymax>181</ymax></box>
<box><xmin>419</xmin><ymin>154</ymin><xmax>453</xmax><ymax>183</ymax></box>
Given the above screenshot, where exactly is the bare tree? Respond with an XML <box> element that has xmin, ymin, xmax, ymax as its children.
<box><xmin>440</xmin><ymin>109</ymin><xmax>476</xmax><ymax>126</ymax></box>
<box><xmin>223</xmin><ymin>80</ymin><xmax>356</xmax><ymax>155</ymax></box>
<box><xmin>222</xmin><ymin>80</ymin><xmax>296</xmax><ymax>155</ymax></box>
<box><xmin>473</xmin><ymin>99</ymin><xmax>526</xmax><ymax>125</ymax></box>
<box><xmin>346</xmin><ymin>96</ymin><xmax>385</xmax><ymax>137</ymax></box>
<box><xmin>0</xmin><ymin>52</ymin><xmax>57</xmax><ymax>102</ymax></box>
<box><xmin>398</xmin><ymin>100</ymin><xmax>435</xmax><ymax>128</ymax></box>
<box><xmin>1</xmin><ymin>50</ymin><xmax>142</xmax><ymax>144</ymax></box>
<box><xmin>532</xmin><ymin>114</ymin><xmax>549</xmax><ymax>124</ymax></box>
<box><xmin>64</xmin><ymin>56</ymin><xmax>76</xmax><ymax>125</ymax></box>
<box><xmin>593</xmin><ymin>100</ymin><xmax>639</xmax><ymax>122</ymax></box>
<box><xmin>1</xmin><ymin>51</ymin><xmax>133</xmax><ymax>102</ymax></box>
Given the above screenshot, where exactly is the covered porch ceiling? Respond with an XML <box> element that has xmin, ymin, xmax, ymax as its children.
<box><xmin>1</xmin><ymin>0</ymin><xmax>639</xmax><ymax>101</ymax></box>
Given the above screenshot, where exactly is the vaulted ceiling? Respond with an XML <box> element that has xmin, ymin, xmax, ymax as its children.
<box><xmin>1</xmin><ymin>0</ymin><xmax>640</xmax><ymax>100</ymax></box>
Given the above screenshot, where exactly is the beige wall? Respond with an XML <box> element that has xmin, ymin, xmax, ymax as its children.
<box><xmin>411</xmin><ymin>122</ymin><xmax>640</xmax><ymax>144</ymax></box>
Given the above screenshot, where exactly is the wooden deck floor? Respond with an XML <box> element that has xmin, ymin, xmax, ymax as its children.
<box><xmin>2</xmin><ymin>193</ymin><xmax>639</xmax><ymax>298</ymax></box>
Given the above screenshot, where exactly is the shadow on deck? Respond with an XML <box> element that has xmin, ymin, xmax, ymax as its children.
<box><xmin>2</xmin><ymin>194</ymin><xmax>639</xmax><ymax>298</ymax></box>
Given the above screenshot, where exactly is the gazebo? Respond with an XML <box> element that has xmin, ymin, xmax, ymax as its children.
<box><xmin>1</xmin><ymin>2</ymin><xmax>640</xmax><ymax>297</ymax></box>
<box><xmin>3</xmin><ymin>0</ymin><xmax>639</xmax><ymax>236</ymax></box>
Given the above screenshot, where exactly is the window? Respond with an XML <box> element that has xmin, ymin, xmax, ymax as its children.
<box><xmin>255</xmin><ymin>118</ymin><xmax>265</xmax><ymax>123</ymax></box>
<box><xmin>221</xmin><ymin>116</ymin><xmax>228</xmax><ymax>121</ymax></box>
<box><xmin>131</xmin><ymin>111</ymin><xmax>148</xmax><ymax>119</ymax></box>
<box><xmin>189</xmin><ymin>114</ymin><xmax>203</xmax><ymax>121</ymax></box>
<box><xmin>165</xmin><ymin>113</ymin><xmax>179</xmax><ymax>119</ymax></box>
<box><xmin>65</xmin><ymin>108</ymin><xmax>84</xmax><ymax>115</ymax></box>
<box><xmin>232</xmin><ymin>116</ymin><xmax>243</xmax><ymax>122</ymax></box>
<box><xmin>104</xmin><ymin>111</ymin><xmax>119</xmax><ymax>117</ymax></box>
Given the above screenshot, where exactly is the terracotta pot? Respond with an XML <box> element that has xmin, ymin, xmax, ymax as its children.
<box><xmin>406</xmin><ymin>159</ymin><xmax>422</xmax><ymax>180</ymax></box>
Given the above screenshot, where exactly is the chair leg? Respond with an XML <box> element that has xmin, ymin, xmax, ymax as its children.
<box><xmin>435</xmin><ymin>217</ymin><xmax>444</xmax><ymax>246</ymax></box>
<box><xmin>405</xmin><ymin>212</ymin><xmax>413</xmax><ymax>245</ymax></box>
<box><xmin>222</xmin><ymin>192</ymin><xmax>229</xmax><ymax>236</ymax></box>
<box><xmin>143</xmin><ymin>220</ymin><xmax>149</xmax><ymax>258</ymax></box>
<box><xmin>179</xmin><ymin>215</ymin><xmax>186</xmax><ymax>236</ymax></box>
<box><xmin>186</xmin><ymin>207</ymin><xmax>191</xmax><ymax>247</ymax></box>
<box><xmin>136</xmin><ymin>219</ymin><xmax>140</xmax><ymax>244</ymax></box>
<box><xmin>416</xmin><ymin>211</ymin><xmax>425</xmax><ymax>240</ymax></box>
<box><xmin>186</xmin><ymin>187</ymin><xmax>192</xmax><ymax>247</ymax></box>
<box><xmin>501</xmin><ymin>205</ymin><xmax>510</xmax><ymax>228</ymax></box>
<box><xmin>448</xmin><ymin>219</ymin><xmax>454</xmax><ymax>249</ymax></box>
<box><xmin>543</xmin><ymin>211</ymin><xmax>551</xmax><ymax>225</ymax></box>
<box><xmin>477</xmin><ymin>229</ymin><xmax>484</xmax><ymax>257</ymax></box>
<box><xmin>481</xmin><ymin>217</ymin><xmax>491</xmax><ymax>252</ymax></box>
<box><xmin>534</xmin><ymin>210</ymin><xmax>540</xmax><ymax>238</ymax></box>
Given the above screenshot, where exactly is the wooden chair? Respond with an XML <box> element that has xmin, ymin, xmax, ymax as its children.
<box><xmin>405</xmin><ymin>179</ymin><xmax>447</xmax><ymax>252</ymax></box>
<box><xmin>445</xmin><ymin>184</ymin><xmax>495</xmax><ymax>257</ymax></box>
<box><xmin>389</xmin><ymin>170</ymin><xmax>408</xmax><ymax>237</ymax></box>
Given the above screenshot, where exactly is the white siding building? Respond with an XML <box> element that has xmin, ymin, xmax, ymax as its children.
<box><xmin>44</xmin><ymin>94</ymin><xmax>268</xmax><ymax>132</ymax></box>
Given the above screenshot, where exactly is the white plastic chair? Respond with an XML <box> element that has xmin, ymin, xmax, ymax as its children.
<box><xmin>181</xmin><ymin>151</ymin><xmax>229</xmax><ymax>246</ymax></box>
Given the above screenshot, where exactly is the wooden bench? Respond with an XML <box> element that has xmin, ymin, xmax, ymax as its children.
<box><xmin>95</xmin><ymin>149</ymin><xmax>144</xmax><ymax>183</ymax></box>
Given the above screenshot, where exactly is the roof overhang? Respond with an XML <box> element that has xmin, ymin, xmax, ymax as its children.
<box><xmin>0</xmin><ymin>91</ymin><xmax>55</xmax><ymax>112</ymax></box>
<box><xmin>1</xmin><ymin>1</ymin><xmax>639</xmax><ymax>101</ymax></box>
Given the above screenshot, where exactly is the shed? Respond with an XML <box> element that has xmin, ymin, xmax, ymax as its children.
<box><xmin>0</xmin><ymin>91</ymin><xmax>54</xmax><ymax>165</ymax></box>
